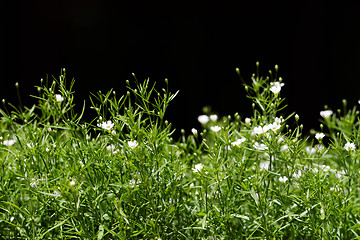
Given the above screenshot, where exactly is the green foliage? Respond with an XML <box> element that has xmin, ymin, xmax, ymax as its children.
<box><xmin>1</xmin><ymin>64</ymin><xmax>360</xmax><ymax>239</ymax></box>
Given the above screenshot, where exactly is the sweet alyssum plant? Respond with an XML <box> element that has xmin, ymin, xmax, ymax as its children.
<box><xmin>1</xmin><ymin>64</ymin><xmax>360</xmax><ymax>239</ymax></box>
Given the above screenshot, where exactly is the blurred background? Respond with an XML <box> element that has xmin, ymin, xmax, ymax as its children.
<box><xmin>1</xmin><ymin>1</ymin><xmax>360</xmax><ymax>138</ymax></box>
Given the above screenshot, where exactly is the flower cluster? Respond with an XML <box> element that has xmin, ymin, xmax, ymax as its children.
<box><xmin>252</xmin><ymin>117</ymin><xmax>284</xmax><ymax>135</ymax></box>
<box><xmin>97</xmin><ymin>120</ymin><xmax>114</xmax><ymax>131</ymax></box>
<box><xmin>320</xmin><ymin>110</ymin><xmax>333</xmax><ymax>118</ymax></box>
<box><xmin>270</xmin><ymin>81</ymin><xmax>284</xmax><ymax>95</ymax></box>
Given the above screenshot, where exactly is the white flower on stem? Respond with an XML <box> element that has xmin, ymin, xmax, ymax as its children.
<box><xmin>319</xmin><ymin>164</ymin><xmax>331</xmax><ymax>173</ymax></box>
<box><xmin>55</xmin><ymin>94</ymin><xmax>64</xmax><ymax>102</ymax></box>
<box><xmin>191</xmin><ymin>128</ymin><xmax>198</xmax><ymax>135</ymax></box>
<box><xmin>27</xmin><ymin>143</ymin><xmax>34</xmax><ymax>148</ymax></box>
<box><xmin>69</xmin><ymin>180</ymin><xmax>76</xmax><ymax>189</ymax></box>
<box><xmin>211</xmin><ymin>126</ymin><xmax>221</xmax><ymax>132</ymax></box>
<box><xmin>253</xmin><ymin>125</ymin><xmax>270</xmax><ymax>135</ymax></box>
<box><xmin>245</xmin><ymin>117</ymin><xmax>251</xmax><ymax>125</ymax></box>
<box><xmin>128</xmin><ymin>140</ymin><xmax>138</xmax><ymax>149</ymax></box>
<box><xmin>3</xmin><ymin>139</ymin><xmax>16</xmax><ymax>146</ymax></box>
<box><xmin>274</xmin><ymin>117</ymin><xmax>283</xmax><ymax>125</ymax></box>
<box><xmin>106</xmin><ymin>145</ymin><xmax>116</xmax><ymax>151</ymax></box>
<box><xmin>320</xmin><ymin>110</ymin><xmax>333</xmax><ymax>118</ymax></box>
<box><xmin>344</xmin><ymin>142</ymin><xmax>356</xmax><ymax>152</ymax></box>
<box><xmin>198</xmin><ymin>115</ymin><xmax>209</xmax><ymax>124</ymax></box>
<box><xmin>192</xmin><ymin>163</ymin><xmax>204</xmax><ymax>173</ymax></box>
<box><xmin>98</xmin><ymin>120</ymin><xmax>114</xmax><ymax>131</ymax></box>
<box><xmin>210</xmin><ymin>114</ymin><xmax>218</xmax><ymax>122</ymax></box>
<box><xmin>279</xmin><ymin>176</ymin><xmax>288</xmax><ymax>183</ymax></box>
<box><xmin>262</xmin><ymin>124</ymin><xmax>271</xmax><ymax>133</ymax></box>
<box><xmin>252</xmin><ymin>126</ymin><xmax>264</xmax><ymax>135</ymax></box>
<box><xmin>268</xmin><ymin>122</ymin><xmax>281</xmax><ymax>132</ymax></box>
<box><xmin>254</xmin><ymin>142</ymin><xmax>268</xmax><ymax>151</ymax></box>
<box><xmin>280</xmin><ymin>144</ymin><xmax>289</xmax><ymax>151</ymax></box>
<box><xmin>315</xmin><ymin>133</ymin><xmax>325</xmax><ymax>140</ymax></box>
<box><xmin>293</xmin><ymin>170</ymin><xmax>302</xmax><ymax>179</ymax></box>
<box><xmin>259</xmin><ymin>161</ymin><xmax>270</xmax><ymax>170</ymax></box>
<box><xmin>335</xmin><ymin>170</ymin><xmax>346</xmax><ymax>179</ymax></box>
<box><xmin>305</xmin><ymin>146</ymin><xmax>316</xmax><ymax>154</ymax></box>
<box><xmin>358</xmin><ymin>100</ymin><xmax>360</xmax><ymax>105</ymax></box>
<box><xmin>129</xmin><ymin>179</ymin><xmax>136</xmax><ymax>187</ymax></box>
<box><xmin>231</xmin><ymin>137</ymin><xmax>246</xmax><ymax>146</ymax></box>
<box><xmin>270</xmin><ymin>82</ymin><xmax>284</xmax><ymax>94</ymax></box>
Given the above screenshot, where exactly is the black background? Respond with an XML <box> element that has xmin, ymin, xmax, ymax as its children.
<box><xmin>1</xmin><ymin>1</ymin><xmax>360</xmax><ymax>138</ymax></box>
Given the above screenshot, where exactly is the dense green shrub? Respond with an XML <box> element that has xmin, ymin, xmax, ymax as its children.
<box><xmin>1</xmin><ymin>64</ymin><xmax>360</xmax><ymax>239</ymax></box>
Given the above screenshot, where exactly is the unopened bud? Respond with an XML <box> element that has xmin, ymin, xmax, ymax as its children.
<box><xmin>295</xmin><ymin>114</ymin><xmax>299</xmax><ymax>122</ymax></box>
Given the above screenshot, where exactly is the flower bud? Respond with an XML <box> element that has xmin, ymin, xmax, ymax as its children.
<box><xmin>69</xmin><ymin>180</ymin><xmax>76</xmax><ymax>189</ymax></box>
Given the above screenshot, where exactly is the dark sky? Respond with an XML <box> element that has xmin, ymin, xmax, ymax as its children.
<box><xmin>1</xmin><ymin>1</ymin><xmax>360</xmax><ymax>136</ymax></box>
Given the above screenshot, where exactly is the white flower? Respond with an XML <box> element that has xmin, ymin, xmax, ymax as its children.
<box><xmin>129</xmin><ymin>179</ymin><xmax>136</xmax><ymax>187</ymax></box>
<box><xmin>268</xmin><ymin>122</ymin><xmax>281</xmax><ymax>132</ymax></box>
<box><xmin>270</xmin><ymin>82</ymin><xmax>284</xmax><ymax>94</ymax></box>
<box><xmin>55</xmin><ymin>94</ymin><xmax>64</xmax><ymax>102</ymax></box>
<box><xmin>254</xmin><ymin>142</ymin><xmax>268</xmax><ymax>151</ymax></box>
<box><xmin>128</xmin><ymin>140</ymin><xmax>138</xmax><ymax>149</ymax></box>
<box><xmin>69</xmin><ymin>180</ymin><xmax>76</xmax><ymax>189</ymax></box>
<box><xmin>259</xmin><ymin>161</ymin><xmax>270</xmax><ymax>170</ymax></box>
<box><xmin>27</xmin><ymin>143</ymin><xmax>34</xmax><ymax>148</ymax></box>
<box><xmin>97</xmin><ymin>120</ymin><xmax>114</xmax><ymax>131</ymax></box>
<box><xmin>198</xmin><ymin>115</ymin><xmax>209</xmax><ymax>124</ymax></box>
<box><xmin>244</xmin><ymin>117</ymin><xmax>251</xmax><ymax>124</ymax></box>
<box><xmin>262</xmin><ymin>124</ymin><xmax>271</xmax><ymax>133</ymax></box>
<box><xmin>111</xmin><ymin>130</ymin><xmax>117</xmax><ymax>135</ymax></box>
<box><xmin>252</xmin><ymin>126</ymin><xmax>264</xmax><ymax>135</ymax></box>
<box><xmin>231</xmin><ymin>137</ymin><xmax>246</xmax><ymax>146</ymax></box>
<box><xmin>280</xmin><ymin>144</ymin><xmax>289</xmax><ymax>151</ymax></box>
<box><xmin>320</xmin><ymin>110</ymin><xmax>333</xmax><ymax>118</ymax></box>
<box><xmin>211</xmin><ymin>126</ymin><xmax>221</xmax><ymax>132</ymax></box>
<box><xmin>274</xmin><ymin>117</ymin><xmax>283</xmax><ymax>125</ymax></box>
<box><xmin>270</xmin><ymin>82</ymin><xmax>285</xmax><ymax>88</ymax></box>
<box><xmin>253</xmin><ymin>125</ymin><xmax>271</xmax><ymax>135</ymax></box>
<box><xmin>79</xmin><ymin>161</ymin><xmax>85</xmax><ymax>168</ymax></box>
<box><xmin>106</xmin><ymin>145</ymin><xmax>116</xmax><ymax>151</ymax></box>
<box><xmin>210</xmin><ymin>114</ymin><xmax>218</xmax><ymax>122</ymax></box>
<box><xmin>192</xmin><ymin>163</ymin><xmax>204</xmax><ymax>173</ymax></box>
<box><xmin>335</xmin><ymin>170</ymin><xmax>346</xmax><ymax>179</ymax></box>
<box><xmin>3</xmin><ymin>139</ymin><xmax>16</xmax><ymax>146</ymax></box>
<box><xmin>45</xmin><ymin>147</ymin><xmax>50</xmax><ymax>152</ymax></box>
<box><xmin>319</xmin><ymin>164</ymin><xmax>331</xmax><ymax>173</ymax></box>
<box><xmin>344</xmin><ymin>142</ymin><xmax>356</xmax><ymax>152</ymax></box>
<box><xmin>358</xmin><ymin>100</ymin><xmax>360</xmax><ymax>105</ymax></box>
<box><xmin>279</xmin><ymin>176</ymin><xmax>288</xmax><ymax>183</ymax></box>
<box><xmin>293</xmin><ymin>170</ymin><xmax>302</xmax><ymax>179</ymax></box>
<box><xmin>315</xmin><ymin>133</ymin><xmax>325</xmax><ymax>140</ymax></box>
<box><xmin>191</xmin><ymin>128</ymin><xmax>198</xmax><ymax>135</ymax></box>
<box><xmin>305</xmin><ymin>146</ymin><xmax>316</xmax><ymax>154</ymax></box>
